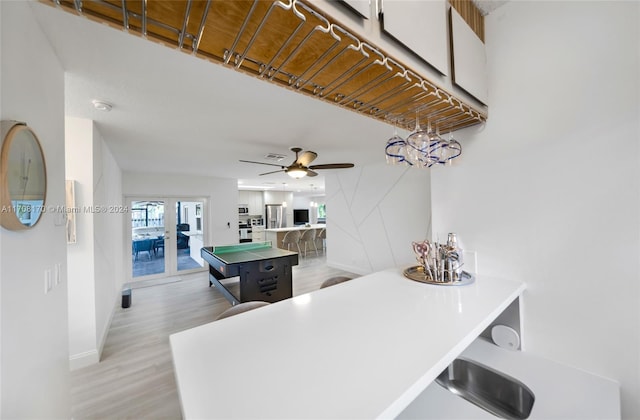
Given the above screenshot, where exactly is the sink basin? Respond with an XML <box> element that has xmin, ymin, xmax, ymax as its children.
<box><xmin>436</xmin><ymin>358</ymin><xmax>535</xmax><ymax>419</ymax></box>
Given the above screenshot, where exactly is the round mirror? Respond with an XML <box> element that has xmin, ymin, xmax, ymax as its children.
<box><xmin>0</xmin><ymin>121</ymin><xmax>47</xmax><ymax>230</ymax></box>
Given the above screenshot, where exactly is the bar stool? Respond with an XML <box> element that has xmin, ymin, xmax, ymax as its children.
<box><xmin>282</xmin><ymin>230</ymin><xmax>302</xmax><ymax>254</ymax></box>
<box><xmin>317</xmin><ymin>228</ymin><xmax>326</xmax><ymax>252</ymax></box>
<box><xmin>299</xmin><ymin>229</ymin><xmax>318</xmax><ymax>257</ymax></box>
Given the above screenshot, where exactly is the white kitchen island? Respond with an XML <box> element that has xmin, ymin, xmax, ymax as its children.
<box><xmin>170</xmin><ymin>268</ymin><xmax>525</xmax><ymax>419</ymax></box>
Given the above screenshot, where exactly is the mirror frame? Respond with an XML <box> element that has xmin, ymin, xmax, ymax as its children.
<box><xmin>0</xmin><ymin>120</ymin><xmax>48</xmax><ymax>231</ymax></box>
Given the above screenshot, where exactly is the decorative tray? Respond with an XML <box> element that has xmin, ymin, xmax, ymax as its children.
<box><xmin>403</xmin><ymin>265</ymin><xmax>475</xmax><ymax>286</ymax></box>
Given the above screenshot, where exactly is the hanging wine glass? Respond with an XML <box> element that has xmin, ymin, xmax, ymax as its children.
<box><xmin>425</xmin><ymin>121</ymin><xmax>447</xmax><ymax>167</ymax></box>
<box><xmin>406</xmin><ymin>113</ymin><xmax>433</xmax><ymax>168</ymax></box>
<box><xmin>434</xmin><ymin>131</ymin><xmax>462</xmax><ymax>165</ymax></box>
<box><xmin>385</xmin><ymin>124</ymin><xmax>410</xmax><ymax>166</ymax></box>
<box><xmin>445</xmin><ymin>132</ymin><xmax>462</xmax><ymax>162</ymax></box>
<box><xmin>442</xmin><ymin>131</ymin><xmax>461</xmax><ymax>163</ymax></box>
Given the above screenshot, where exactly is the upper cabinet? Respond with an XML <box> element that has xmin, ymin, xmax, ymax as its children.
<box><xmin>380</xmin><ymin>0</ymin><xmax>449</xmax><ymax>76</ymax></box>
<box><xmin>450</xmin><ymin>7</ymin><xmax>488</xmax><ymax>104</ymax></box>
<box><xmin>239</xmin><ymin>190</ymin><xmax>264</xmax><ymax>216</ymax></box>
<box><xmin>338</xmin><ymin>0</ymin><xmax>370</xmax><ymax>19</ymax></box>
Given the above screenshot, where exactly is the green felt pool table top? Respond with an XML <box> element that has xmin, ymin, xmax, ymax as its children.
<box><xmin>201</xmin><ymin>242</ymin><xmax>297</xmax><ymax>265</ymax></box>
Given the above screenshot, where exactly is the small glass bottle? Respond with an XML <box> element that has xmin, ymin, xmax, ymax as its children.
<box><xmin>446</xmin><ymin>233</ymin><xmax>463</xmax><ymax>281</ymax></box>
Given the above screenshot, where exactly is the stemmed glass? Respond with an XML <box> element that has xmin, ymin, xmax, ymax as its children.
<box><xmin>385</xmin><ymin>123</ymin><xmax>411</xmax><ymax>165</ymax></box>
<box><xmin>384</xmin><ymin>115</ymin><xmax>462</xmax><ymax>167</ymax></box>
<box><xmin>436</xmin><ymin>131</ymin><xmax>462</xmax><ymax>165</ymax></box>
<box><xmin>407</xmin><ymin>113</ymin><xmax>452</xmax><ymax>168</ymax></box>
<box><xmin>406</xmin><ymin>114</ymin><xmax>434</xmax><ymax>168</ymax></box>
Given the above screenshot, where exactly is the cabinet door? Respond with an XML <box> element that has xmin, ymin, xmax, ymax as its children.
<box><xmin>339</xmin><ymin>0</ymin><xmax>370</xmax><ymax>19</ymax></box>
<box><xmin>450</xmin><ymin>8</ymin><xmax>488</xmax><ymax>104</ymax></box>
<box><xmin>380</xmin><ymin>0</ymin><xmax>448</xmax><ymax>75</ymax></box>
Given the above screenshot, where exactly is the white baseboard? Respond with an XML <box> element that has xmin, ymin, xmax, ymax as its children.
<box><xmin>69</xmin><ymin>349</ymin><xmax>99</xmax><ymax>371</ymax></box>
<box><xmin>70</xmin><ymin>290</ymin><xmax>117</xmax><ymax>371</ymax></box>
<box><xmin>96</xmin><ymin>290</ymin><xmax>118</xmax><ymax>359</ymax></box>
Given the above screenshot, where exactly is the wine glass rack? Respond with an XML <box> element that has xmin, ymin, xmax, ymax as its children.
<box><xmin>43</xmin><ymin>0</ymin><xmax>487</xmax><ymax>132</ymax></box>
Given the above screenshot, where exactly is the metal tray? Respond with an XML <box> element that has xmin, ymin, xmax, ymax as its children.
<box><xmin>403</xmin><ymin>265</ymin><xmax>475</xmax><ymax>286</ymax></box>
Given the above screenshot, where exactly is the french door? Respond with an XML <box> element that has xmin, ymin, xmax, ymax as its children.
<box><xmin>127</xmin><ymin>197</ymin><xmax>206</xmax><ymax>281</ymax></box>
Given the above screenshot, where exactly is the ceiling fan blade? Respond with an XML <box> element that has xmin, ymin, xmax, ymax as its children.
<box><xmin>239</xmin><ymin>160</ymin><xmax>284</xmax><ymax>168</ymax></box>
<box><xmin>259</xmin><ymin>169</ymin><xmax>286</xmax><ymax>176</ymax></box>
<box><xmin>308</xmin><ymin>163</ymin><xmax>354</xmax><ymax>170</ymax></box>
<box><xmin>297</xmin><ymin>151</ymin><xmax>318</xmax><ymax>166</ymax></box>
<box><xmin>306</xmin><ymin>169</ymin><xmax>318</xmax><ymax>177</ymax></box>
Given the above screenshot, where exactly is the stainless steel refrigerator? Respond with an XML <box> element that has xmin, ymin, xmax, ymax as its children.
<box><xmin>265</xmin><ymin>204</ymin><xmax>285</xmax><ymax>229</ymax></box>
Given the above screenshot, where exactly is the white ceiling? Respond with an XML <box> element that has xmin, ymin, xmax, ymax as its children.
<box><xmin>31</xmin><ymin>2</ymin><xmax>395</xmax><ymax>195</ymax></box>
<box><xmin>472</xmin><ymin>0</ymin><xmax>509</xmax><ymax>16</ymax></box>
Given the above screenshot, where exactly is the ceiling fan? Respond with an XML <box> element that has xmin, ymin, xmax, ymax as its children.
<box><xmin>240</xmin><ymin>147</ymin><xmax>354</xmax><ymax>179</ymax></box>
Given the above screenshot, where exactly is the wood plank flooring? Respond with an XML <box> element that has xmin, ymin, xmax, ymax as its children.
<box><xmin>70</xmin><ymin>253</ymin><xmax>356</xmax><ymax>419</ymax></box>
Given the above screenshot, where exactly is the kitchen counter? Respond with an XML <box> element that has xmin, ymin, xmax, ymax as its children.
<box><xmin>399</xmin><ymin>338</ymin><xmax>620</xmax><ymax>419</ymax></box>
<box><xmin>264</xmin><ymin>224</ymin><xmax>325</xmax><ymax>232</ymax></box>
<box><xmin>170</xmin><ymin>268</ymin><xmax>525</xmax><ymax>419</ymax></box>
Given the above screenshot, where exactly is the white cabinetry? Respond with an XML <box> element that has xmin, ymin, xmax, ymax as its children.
<box><xmin>380</xmin><ymin>0</ymin><xmax>449</xmax><ymax>75</ymax></box>
<box><xmin>251</xmin><ymin>192</ymin><xmax>263</xmax><ymax>216</ymax></box>
<box><xmin>252</xmin><ymin>226</ymin><xmax>265</xmax><ymax>242</ymax></box>
<box><xmin>239</xmin><ymin>191</ymin><xmax>264</xmax><ymax>216</ymax></box>
<box><xmin>450</xmin><ymin>8</ymin><xmax>488</xmax><ymax>104</ymax></box>
<box><xmin>341</xmin><ymin>0</ymin><xmax>370</xmax><ymax>18</ymax></box>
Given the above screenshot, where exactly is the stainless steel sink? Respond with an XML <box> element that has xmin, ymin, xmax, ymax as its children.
<box><xmin>436</xmin><ymin>358</ymin><xmax>535</xmax><ymax>419</ymax></box>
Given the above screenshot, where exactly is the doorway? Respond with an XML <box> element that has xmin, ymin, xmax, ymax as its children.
<box><xmin>127</xmin><ymin>197</ymin><xmax>206</xmax><ymax>281</ymax></box>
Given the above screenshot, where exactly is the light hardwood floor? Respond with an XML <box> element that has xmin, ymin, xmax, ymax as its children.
<box><xmin>70</xmin><ymin>253</ymin><xmax>356</xmax><ymax>419</ymax></box>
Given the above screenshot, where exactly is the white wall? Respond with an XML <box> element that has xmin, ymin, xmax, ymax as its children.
<box><xmin>91</xmin><ymin>123</ymin><xmax>123</xmax><ymax>362</ymax></box>
<box><xmin>122</xmin><ymin>172</ymin><xmax>238</xmax><ymax>247</ymax></box>
<box><xmin>431</xmin><ymin>2</ymin><xmax>639</xmax><ymax>418</ymax></box>
<box><xmin>325</xmin><ymin>163</ymin><xmax>431</xmax><ymax>275</ymax></box>
<box><xmin>65</xmin><ymin>117</ymin><xmax>124</xmax><ymax>370</ymax></box>
<box><xmin>0</xmin><ymin>1</ymin><xmax>70</xmax><ymax>417</ymax></box>
<box><xmin>65</xmin><ymin>117</ymin><xmax>98</xmax><ymax>368</ymax></box>
<box><xmin>292</xmin><ymin>195</ymin><xmax>323</xmax><ymax>224</ymax></box>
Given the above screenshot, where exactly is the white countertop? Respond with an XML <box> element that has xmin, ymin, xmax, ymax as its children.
<box><xmin>399</xmin><ymin>338</ymin><xmax>620</xmax><ymax>419</ymax></box>
<box><xmin>170</xmin><ymin>268</ymin><xmax>525</xmax><ymax>419</ymax></box>
<box><xmin>265</xmin><ymin>224</ymin><xmax>325</xmax><ymax>232</ymax></box>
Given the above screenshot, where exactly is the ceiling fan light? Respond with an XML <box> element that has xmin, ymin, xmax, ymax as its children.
<box><xmin>287</xmin><ymin>168</ymin><xmax>307</xmax><ymax>179</ymax></box>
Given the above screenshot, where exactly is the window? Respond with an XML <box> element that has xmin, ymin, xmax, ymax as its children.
<box><xmin>317</xmin><ymin>203</ymin><xmax>326</xmax><ymax>223</ymax></box>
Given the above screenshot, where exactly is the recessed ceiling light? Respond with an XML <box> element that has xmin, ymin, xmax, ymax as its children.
<box><xmin>92</xmin><ymin>99</ymin><xmax>113</xmax><ymax>112</ymax></box>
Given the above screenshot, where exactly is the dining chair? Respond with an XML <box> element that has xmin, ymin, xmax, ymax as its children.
<box><xmin>282</xmin><ymin>230</ymin><xmax>302</xmax><ymax>254</ymax></box>
<box><xmin>133</xmin><ymin>239</ymin><xmax>154</xmax><ymax>261</ymax></box>
<box><xmin>320</xmin><ymin>276</ymin><xmax>352</xmax><ymax>289</ymax></box>
<box><xmin>154</xmin><ymin>237</ymin><xmax>165</xmax><ymax>257</ymax></box>
<box><xmin>216</xmin><ymin>301</ymin><xmax>271</xmax><ymax>320</ymax></box>
<box><xmin>299</xmin><ymin>229</ymin><xmax>318</xmax><ymax>257</ymax></box>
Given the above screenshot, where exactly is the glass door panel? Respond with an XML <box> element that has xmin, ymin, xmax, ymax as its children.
<box><xmin>131</xmin><ymin>200</ymin><xmax>166</xmax><ymax>278</ymax></box>
<box><xmin>127</xmin><ymin>197</ymin><xmax>206</xmax><ymax>282</ymax></box>
<box><xmin>176</xmin><ymin>200</ymin><xmax>205</xmax><ymax>271</ymax></box>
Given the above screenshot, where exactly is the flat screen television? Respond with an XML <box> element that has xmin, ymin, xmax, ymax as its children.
<box><xmin>293</xmin><ymin>209</ymin><xmax>310</xmax><ymax>225</ymax></box>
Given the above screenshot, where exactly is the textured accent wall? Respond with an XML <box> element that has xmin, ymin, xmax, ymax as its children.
<box><xmin>325</xmin><ymin>163</ymin><xmax>431</xmax><ymax>275</ymax></box>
